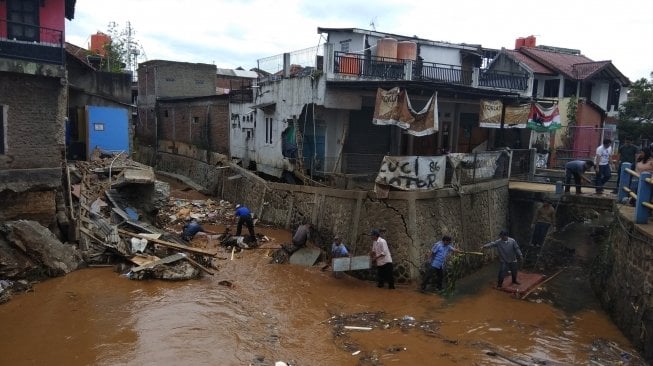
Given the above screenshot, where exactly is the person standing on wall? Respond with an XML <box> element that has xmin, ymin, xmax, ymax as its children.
<box><xmin>480</xmin><ymin>230</ymin><xmax>523</xmax><ymax>288</ymax></box>
<box><xmin>370</xmin><ymin>229</ymin><xmax>395</xmax><ymax>289</ymax></box>
<box><xmin>530</xmin><ymin>200</ymin><xmax>556</xmax><ymax>247</ymax></box>
<box><xmin>234</xmin><ymin>204</ymin><xmax>256</xmax><ymax>243</ymax></box>
<box><xmin>594</xmin><ymin>138</ymin><xmax>613</xmax><ymax>194</ymax></box>
<box><xmin>420</xmin><ymin>235</ymin><xmax>460</xmax><ymax>293</ymax></box>
<box><xmin>614</xmin><ymin>137</ymin><xmax>638</xmax><ymax>193</ymax></box>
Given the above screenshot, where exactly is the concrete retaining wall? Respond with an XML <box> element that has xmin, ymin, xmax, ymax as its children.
<box><xmin>135</xmin><ymin>146</ymin><xmax>509</xmax><ymax>283</ymax></box>
<box><xmin>594</xmin><ymin>211</ymin><xmax>653</xmax><ymax>362</ymax></box>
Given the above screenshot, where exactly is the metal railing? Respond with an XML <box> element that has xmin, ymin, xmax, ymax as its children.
<box><xmin>0</xmin><ymin>19</ymin><xmax>65</xmax><ymax>65</ymax></box>
<box><xmin>617</xmin><ymin>163</ymin><xmax>653</xmax><ymax>224</ymax></box>
<box><xmin>415</xmin><ymin>61</ymin><xmax>469</xmax><ymax>85</ymax></box>
<box><xmin>332</xmin><ymin>51</ymin><xmax>528</xmax><ymax>91</ymax></box>
<box><xmin>479</xmin><ymin>69</ymin><xmax>529</xmax><ymax>91</ymax></box>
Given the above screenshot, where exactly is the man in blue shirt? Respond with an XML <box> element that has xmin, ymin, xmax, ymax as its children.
<box><xmin>235</xmin><ymin>204</ymin><xmax>256</xmax><ymax>243</ymax></box>
<box><xmin>331</xmin><ymin>235</ymin><xmax>349</xmax><ymax>258</ymax></box>
<box><xmin>181</xmin><ymin>218</ymin><xmax>215</xmax><ymax>242</ymax></box>
<box><xmin>420</xmin><ymin>235</ymin><xmax>460</xmax><ymax>292</ymax></box>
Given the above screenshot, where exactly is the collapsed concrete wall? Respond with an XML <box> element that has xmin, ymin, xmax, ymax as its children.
<box><xmin>593</xmin><ymin>211</ymin><xmax>653</xmax><ymax>363</ymax></box>
<box><xmin>137</xmin><ymin>146</ymin><xmax>509</xmax><ymax>282</ymax></box>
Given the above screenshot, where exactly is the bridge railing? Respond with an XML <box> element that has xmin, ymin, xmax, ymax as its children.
<box><xmin>617</xmin><ymin>162</ymin><xmax>653</xmax><ymax>224</ymax></box>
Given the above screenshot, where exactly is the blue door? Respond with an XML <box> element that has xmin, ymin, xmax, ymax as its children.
<box><xmin>87</xmin><ymin>106</ymin><xmax>129</xmax><ymax>159</ymax></box>
<box><xmin>303</xmin><ymin>125</ymin><xmax>326</xmax><ymax>174</ymax></box>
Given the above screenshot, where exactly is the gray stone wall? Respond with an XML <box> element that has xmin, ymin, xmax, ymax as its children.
<box><xmin>138</xmin><ymin>147</ymin><xmax>509</xmax><ymax>283</ymax></box>
<box><xmin>593</xmin><ymin>212</ymin><xmax>653</xmax><ymax>363</ymax></box>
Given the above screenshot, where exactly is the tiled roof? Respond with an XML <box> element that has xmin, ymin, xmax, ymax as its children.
<box><xmin>504</xmin><ymin>49</ymin><xmax>554</xmax><ymax>74</ymax></box>
<box><xmin>519</xmin><ymin>47</ymin><xmax>594</xmax><ymax>79</ymax></box>
<box><xmin>571</xmin><ymin>61</ymin><xmax>611</xmax><ymax>80</ymax></box>
<box><xmin>65</xmin><ymin>42</ymin><xmax>95</xmax><ymax>69</ymax></box>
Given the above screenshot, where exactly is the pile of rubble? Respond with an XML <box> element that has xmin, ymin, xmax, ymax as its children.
<box><xmin>69</xmin><ymin>154</ymin><xmax>218</xmax><ymax>280</ymax></box>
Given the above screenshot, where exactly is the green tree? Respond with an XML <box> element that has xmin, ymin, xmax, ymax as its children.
<box><xmin>101</xmin><ymin>21</ymin><xmax>145</xmax><ymax>74</ymax></box>
<box><xmin>618</xmin><ymin>78</ymin><xmax>653</xmax><ymax>142</ymax></box>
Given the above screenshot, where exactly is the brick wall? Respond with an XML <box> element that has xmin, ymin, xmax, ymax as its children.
<box><xmin>138</xmin><ymin>60</ymin><xmax>216</xmax><ymax>98</ymax></box>
<box><xmin>0</xmin><ymin>190</ymin><xmax>56</xmax><ymax>225</ymax></box>
<box><xmin>0</xmin><ymin>73</ymin><xmax>65</xmax><ymax>170</ymax></box>
<box><xmin>158</xmin><ymin>97</ymin><xmax>229</xmax><ymax>154</ymax></box>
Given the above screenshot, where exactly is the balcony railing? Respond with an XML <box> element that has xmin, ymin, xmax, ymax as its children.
<box><xmin>0</xmin><ymin>19</ymin><xmax>65</xmax><ymax>65</ymax></box>
<box><xmin>332</xmin><ymin>51</ymin><xmax>528</xmax><ymax>92</ymax></box>
<box><xmin>478</xmin><ymin>69</ymin><xmax>528</xmax><ymax>91</ymax></box>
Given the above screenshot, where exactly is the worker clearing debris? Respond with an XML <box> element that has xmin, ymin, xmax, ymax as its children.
<box><xmin>271</xmin><ymin>221</ymin><xmax>317</xmax><ymax>264</ymax></box>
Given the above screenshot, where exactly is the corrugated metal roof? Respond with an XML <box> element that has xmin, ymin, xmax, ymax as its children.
<box><xmin>216</xmin><ymin>68</ymin><xmax>258</xmax><ymax>78</ymax></box>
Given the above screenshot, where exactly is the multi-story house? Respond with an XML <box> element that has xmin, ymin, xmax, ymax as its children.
<box><xmin>230</xmin><ymin>27</ymin><xmax>531</xmax><ymax>184</ymax></box>
<box><xmin>0</xmin><ymin>0</ymin><xmax>76</xmax><ymax>224</ymax></box>
<box><xmin>230</xmin><ymin>28</ymin><xmax>629</xmax><ymax>182</ymax></box>
<box><xmin>486</xmin><ymin>36</ymin><xmax>630</xmax><ymax>166</ymax></box>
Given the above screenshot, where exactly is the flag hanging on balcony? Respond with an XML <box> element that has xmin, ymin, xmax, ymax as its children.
<box><xmin>527</xmin><ymin>103</ymin><xmax>561</xmax><ymax>132</ymax></box>
<box><xmin>373</xmin><ymin>87</ymin><xmax>439</xmax><ymax>136</ymax></box>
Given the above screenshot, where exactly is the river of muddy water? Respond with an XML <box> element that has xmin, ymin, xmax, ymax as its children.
<box><xmin>0</xmin><ymin>180</ymin><xmax>647</xmax><ymax>365</ymax></box>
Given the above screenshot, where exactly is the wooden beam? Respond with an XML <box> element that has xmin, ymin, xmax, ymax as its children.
<box><xmin>131</xmin><ymin>253</ymin><xmax>187</xmax><ymax>272</ymax></box>
<box><xmin>118</xmin><ymin>229</ymin><xmax>217</xmax><ymax>257</ymax></box>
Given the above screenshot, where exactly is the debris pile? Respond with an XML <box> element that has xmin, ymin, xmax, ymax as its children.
<box><xmin>68</xmin><ymin>155</ymin><xmax>217</xmax><ymax>280</ymax></box>
<box><xmin>325</xmin><ymin>311</ymin><xmax>441</xmax><ymax>364</ymax></box>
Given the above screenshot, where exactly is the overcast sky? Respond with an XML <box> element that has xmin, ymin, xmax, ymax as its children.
<box><xmin>66</xmin><ymin>0</ymin><xmax>652</xmax><ymax>81</ymax></box>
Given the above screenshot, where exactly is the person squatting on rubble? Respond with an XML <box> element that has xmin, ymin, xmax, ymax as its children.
<box><xmin>234</xmin><ymin>204</ymin><xmax>256</xmax><ymax>243</ymax></box>
<box><xmin>420</xmin><ymin>235</ymin><xmax>460</xmax><ymax>293</ymax></box>
<box><xmin>331</xmin><ymin>235</ymin><xmax>350</xmax><ymax>278</ymax></box>
<box><xmin>331</xmin><ymin>235</ymin><xmax>349</xmax><ymax>258</ymax></box>
<box><xmin>530</xmin><ymin>200</ymin><xmax>556</xmax><ymax>247</ymax></box>
<box><xmin>370</xmin><ymin>228</ymin><xmax>395</xmax><ymax>289</ymax></box>
<box><xmin>480</xmin><ymin>230</ymin><xmax>523</xmax><ymax>288</ymax></box>
<box><xmin>182</xmin><ymin>217</ymin><xmax>216</xmax><ymax>242</ymax></box>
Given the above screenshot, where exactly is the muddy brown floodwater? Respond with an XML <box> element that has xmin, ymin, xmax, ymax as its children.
<box><xmin>0</xmin><ymin>179</ymin><xmax>647</xmax><ymax>366</ymax></box>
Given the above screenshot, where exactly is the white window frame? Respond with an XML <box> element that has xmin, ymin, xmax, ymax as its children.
<box><xmin>265</xmin><ymin>116</ymin><xmax>273</xmax><ymax>145</ymax></box>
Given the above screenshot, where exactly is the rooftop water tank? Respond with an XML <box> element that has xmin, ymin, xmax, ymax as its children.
<box><xmin>397</xmin><ymin>41</ymin><xmax>417</xmax><ymax>61</ymax></box>
<box><xmin>90</xmin><ymin>32</ymin><xmax>111</xmax><ymax>57</ymax></box>
<box><xmin>375</xmin><ymin>37</ymin><xmax>398</xmax><ymax>60</ymax></box>
<box><xmin>524</xmin><ymin>35</ymin><xmax>536</xmax><ymax>48</ymax></box>
<box><xmin>515</xmin><ymin>37</ymin><xmax>526</xmax><ymax>49</ymax></box>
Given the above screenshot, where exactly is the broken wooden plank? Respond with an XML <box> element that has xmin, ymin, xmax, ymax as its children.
<box><xmin>79</xmin><ymin>227</ymin><xmax>115</xmax><ymax>248</ymax></box>
<box><xmin>118</xmin><ymin>228</ymin><xmax>217</xmax><ymax>257</ymax></box>
<box><xmin>128</xmin><ymin>254</ymin><xmax>160</xmax><ymax>266</ymax></box>
<box><xmin>180</xmin><ymin>253</ymin><xmax>215</xmax><ymax>276</ymax></box>
<box><xmin>131</xmin><ymin>253</ymin><xmax>187</xmax><ymax>272</ymax></box>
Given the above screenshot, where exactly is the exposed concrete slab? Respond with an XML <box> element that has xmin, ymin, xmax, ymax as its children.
<box><xmin>289</xmin><ymin>247</ymin><xmax>321</xmax><ymax>267</ymax></box>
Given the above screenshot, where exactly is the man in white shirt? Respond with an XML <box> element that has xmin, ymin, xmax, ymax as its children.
<box><xmin>370</xmin><ymin>229</ymin><xmax>395</xmax><ymax>289</ymax></box>
<box><xmin>594</xmin><ymin>138</ymin><xmax>612</xmax><ymax>194</ymax></box>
